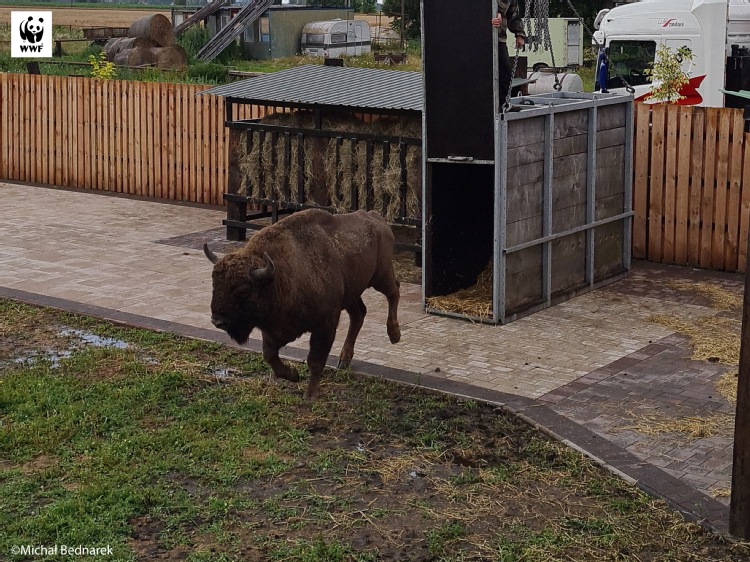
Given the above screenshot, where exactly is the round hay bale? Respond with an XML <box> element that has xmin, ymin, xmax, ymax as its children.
<box><xmin>150</xmin><ymin>45</ymin><xmax>187</xmax><ymax>70</ymax></box>
<box><xmin>113</xmin><ymin>46</ymin><xmax>156</xmax><ymax>68</ymax></box>
<box><xmin>128</xmin><ymin>14</ymin><xmax>175</xmax><ymax>47</ymax></box>
<box><xmin>104</xmin><ymin>36</ymin><xmax>156</xmax><ymax>61</ymax></box>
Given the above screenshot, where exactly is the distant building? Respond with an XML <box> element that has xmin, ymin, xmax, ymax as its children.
<box><xmin>172</xmin><ymin>2</ymin><xmax>354</xmax><ymax>60</ymax></box>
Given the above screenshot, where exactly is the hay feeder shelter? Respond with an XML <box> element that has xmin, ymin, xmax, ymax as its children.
<box><xmin>204</xmin><ymin>65</ymin><xmax>424</xmax><ymax>255</ymax></box>
<box><xmin>421</xmin><ymin>0</ymin><xmax>634</xmax><ymax>324</ymax></box>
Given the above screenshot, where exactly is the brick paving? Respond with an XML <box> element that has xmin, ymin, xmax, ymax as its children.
<box><xmin>0</xmin><ymin>181</ymin><xmax>743</xmax><ymax>532</ymax></box>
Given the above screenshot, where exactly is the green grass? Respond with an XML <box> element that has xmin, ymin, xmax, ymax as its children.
<box><xmin>1</xmin><ymin>298</ymin><xmax>748</xmax><ymax>561</ymax></box>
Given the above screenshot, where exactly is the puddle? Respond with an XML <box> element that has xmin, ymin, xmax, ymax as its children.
<box><xmin>59</xmin><ymin>329</ymin><xmax>129</xmax><ymax>350</ymax></box>
<box><xmin>8</xmin><ymin>329</ymin><xmax>130</xmax><ymax>370</ymax></box>
<box><xmin>210</xmin><ymin>367</ymin><xmax>241</xmax><ymax>379</ymax></box>
<box><xmin>14</xmin><ymin>350</ymin><xmax>72</xmax><ymax>369</ymax></box>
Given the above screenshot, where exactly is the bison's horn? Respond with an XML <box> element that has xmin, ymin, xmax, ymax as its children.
<box><xmin>203</xmin><ymin>243</ymin><xmax>219</xmax><ymax>264</ymax></box>
<box><xmin>250</xmin><ymin>252</ymin><xmax>275</xmax><ymax>281</ymax></box>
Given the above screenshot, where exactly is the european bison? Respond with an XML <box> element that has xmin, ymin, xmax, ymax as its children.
<box><xmin>204</xmin><ymin>209</ymin><xmax>401</xmax><ymax>400</ymax></box>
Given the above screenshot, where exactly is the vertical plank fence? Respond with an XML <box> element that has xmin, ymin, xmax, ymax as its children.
<box><xmin>0</xmin><ymin>73</ymin><xmax>270</xmax><ymax>206</ymax></box>
<box><xmin>5</xmin><ymin>75</ymin><xmax>750</xmax><ymax>274</ymax></box>
<box><xmin>633</xmin><ymin>102</ymin><xmax>750</xmax><ymax>273</ymax></box>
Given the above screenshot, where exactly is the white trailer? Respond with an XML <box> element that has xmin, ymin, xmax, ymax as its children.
<box><xmin>593</xmin><ymin>0</ymin><xmax>750</xmax><ymax>107</ymax></box>
<box><xmin>301</xmin><ymin>19</ymin><xmax>372</xmax><ymax>58</ymax></box>
<box><xmin>524</xmin><ymin>17</ymin><xmax>584</xmax><ymax>71</ymax></box>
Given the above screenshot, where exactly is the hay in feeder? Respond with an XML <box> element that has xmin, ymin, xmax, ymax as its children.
<box><xmin>324</xmin><ymin>138</ymin><xmax>341</xmax><ymax>209</ymax></box>
<box><xmin>354</xmin><ymin>142</ymin><xmax>369</xmax><ymax>211</ymax></box>
<box><xmin>666</xmin><ymin>280</ymin><xmax>742</xmax><ymax>311</ymax></box>
<box><xmin>649</xmin><ymin>314</ymin><xmax>740</xmax><ymax>365</ymax></box>
<box><xmin>405</xmin><ymin>145</ymin><xmax>421</xmax><ymax>219</ymax></box>
<box><xmin>383</xmin><ymin>147</ymin><xmax>404</xmax><ymax>221</ymax></box>
<box><xmin>236</xmin><ymin>131</ymin><xmax>259</xmax><ymax>197</ymax></box>
<box><xmin>426</xmin><ymin>262</ymin><xmax>494</xmax><ymax>320</ymax></box>
<box><xmin>235</xmin><ymin>110</ymin><xmax>422</xmax><ymax>221</ymax></box>
<box><xmin>336</xmin><ymin>140</ymin><xmax>354</xmax><ymax>213</ymax></box>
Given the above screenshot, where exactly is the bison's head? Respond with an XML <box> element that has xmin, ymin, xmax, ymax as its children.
<box><xmin>204</xmin><ymin>243</ymin><xmax>275</xmax><ymax>345</ymax></box>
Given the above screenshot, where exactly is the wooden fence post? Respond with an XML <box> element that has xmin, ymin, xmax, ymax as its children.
<box><xmin>730</xmin><ymin>220</ymin><xmax>750</xmax><ymax>537</ymax></box>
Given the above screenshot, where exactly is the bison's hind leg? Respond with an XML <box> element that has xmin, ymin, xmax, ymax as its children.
<box><xmin>372</xmin><ymin>272</ymin><xmax>401</xmax><ymax>345</ymax></box>
<box><xmin>338</xmin><ymin>297</ymin><xmax>367</xmax><ymax>369</ymax></box>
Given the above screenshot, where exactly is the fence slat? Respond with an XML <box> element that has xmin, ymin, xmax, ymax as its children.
<box><xmin>688</xmin><ymin>109</ymin><xmax>705</xmax><ymax>266</ymax></box>
<box><xmin>674</xmin><ymin>106</ymin><xmax>691</xmax><ymax>264</ymax></box>
<box><xmin>712</xmin><ymin>109</ymin><xmax>731</xmax><ymax>270</ymax></box>
<box><xmin>0</xmin><ymin>74</ymin><xmax>7</xmax><ymax>178</ymax></box>
<box><xmin>202</xmin><ymin>94</ymin><xmax>211</xmax><ymax>205</ymax></box>
<box><xmin>648</xmin><ymin>104</ymin><xmax>666</xmax><ymax>261</ymax></box>
<box><xmin>166</xmin><ymin>84</ymin><xmax>177</xmax><ymax>200</ymax></box>
<box><xmin>24</xmin><ymin>74</ymin><xmax>31</xmax><ymax>181</ymax></box>
<box><xmin>176</xmin><ymin>85</ymin><xmax>185</xmax><ymax>202</ymax></box>
<box><xmin>662</xmin><ymin>105</ymin><xmax>679</xmax><ymax>263</ymax></box>
<box><xmin>700</xmin><ymin>109</ymin><xmax>718</xmax><ymax>267</ymax></box>
<box><xmin>741</xmin><ymin>132</ymin><xmax>750</xmax><ymax>272</ymax></box>
<box><xmin>726</xmin><ymin>111</ymin><xmax>744</xmax><ymax>270</ymax></box>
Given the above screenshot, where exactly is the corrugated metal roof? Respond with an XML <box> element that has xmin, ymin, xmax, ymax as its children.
<box><xmin>202</xmin><ymin>65</ymin><xmax>423</xmax><ymax>113</ymax></box>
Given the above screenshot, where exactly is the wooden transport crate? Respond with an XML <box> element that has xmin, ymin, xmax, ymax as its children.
<box><xmin>424</xmin><ymin>91</ymin><xmax>634</xmax><ymax>324</ymax></box>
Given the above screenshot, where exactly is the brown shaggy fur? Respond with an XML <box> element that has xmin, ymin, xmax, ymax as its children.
<box><xmin>206</xmin><ymin>209</ymin><xmax>401</xmax><ymax>400</ymax></box>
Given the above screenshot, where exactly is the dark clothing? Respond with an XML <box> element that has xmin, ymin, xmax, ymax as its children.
<box><xmin>497</xmin><ymin>0</ymin><xmax>525</xmax><ymax>42</ymax></box>
<box><xmin>497</xmin><ymin>0</ymin><xmax>525</xmax><ymax>108</ymax></box>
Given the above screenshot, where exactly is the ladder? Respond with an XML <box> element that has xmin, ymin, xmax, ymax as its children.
<box><xmin>197</xmin><ymin>0</ymin><xmax>274</xmax><ymax>62</ymax></box>
<box><xmin>174</xmin><ymin>0</ymin><xmax>229</xmax><ymax>37</ymax></box>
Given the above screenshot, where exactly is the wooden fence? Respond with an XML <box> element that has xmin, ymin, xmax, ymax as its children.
<box><xmin>0</xmin><ymin>73</ymin><xmax>267</xmax><ymax>206</ymax></box>
<box><xmin>3</xmin><ymin>73</ymin><xmax>750</xmax><ymax>273</ymax></box>
<box><xmin>634</xmin><ymin>102</ymin><xmax>750</xmax><ymax>273</ymax></box>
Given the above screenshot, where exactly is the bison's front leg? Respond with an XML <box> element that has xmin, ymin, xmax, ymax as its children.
<box><xmin>262</xmin><ymin>335</ymin><xmax>299</xmax><ymax>382</ymax></box>
<box><xmin>305</xmin><ymin>323</ymin><xmax>338</xmax><ymax>401</ymax></box>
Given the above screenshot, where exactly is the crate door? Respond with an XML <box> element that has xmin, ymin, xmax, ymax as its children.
<box><xmin>422</xmin><ymin>0</ymin><xmax>495</xmax><ymax>162</ymax></box>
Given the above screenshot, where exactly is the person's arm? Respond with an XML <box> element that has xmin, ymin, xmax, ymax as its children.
<box><xmin>506</xmin><ymin>1</ymin><xmax>526</xmax><ymax>45</ymax></box>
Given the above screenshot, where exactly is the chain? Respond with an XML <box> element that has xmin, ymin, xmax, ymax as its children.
<box><xmin>503</xmin><ymin>0</ymin><xmax>532</xmax><ymax>112</ymax></box>
<box><xmin>563</xmin><ymin>0</ymin><xmax>635</xmax><ymax>94</ymax></box>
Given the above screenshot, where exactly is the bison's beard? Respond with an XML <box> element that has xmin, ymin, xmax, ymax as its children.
<box><xmin>216</xmin><ymin>322</ymin><xmax>254</xmax><ymax>345</ymax></box>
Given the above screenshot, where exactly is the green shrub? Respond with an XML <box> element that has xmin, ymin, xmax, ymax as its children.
<box><xmin>178</xmin><ymin>26</ymin><xmax>210</xmax><ymax>60</ymax></box>
<box><xmin>187</xmin><ymin>62</ymin><xmax>228</xmax><ymax>83</ymax></box>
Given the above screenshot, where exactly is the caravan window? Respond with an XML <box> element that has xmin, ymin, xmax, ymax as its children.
<box><xmin>260</xmin><ymin>16</ymin><xmax>269</xmax><ymax>43</ymax></box>
<box><xmin>607</xmin><ymin>40</ymin><xmax>655</xmax><ymax>88</ymax></box>
<box><xmin>305</xmin><ymin>33</ymin><xmax>325</xmax><ymax>46</ymax></box>
<box><xmin>330</xmin><ymin>32</ymin><xmax>347</xmax><ymax>44</ymax></box>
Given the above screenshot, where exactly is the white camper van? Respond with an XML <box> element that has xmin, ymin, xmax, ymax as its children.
<box><xmin>301</xmin><ymin>19</ymin><xmax>372</xmax><ymax>58</ymax></box>
<box><xmin>525</xmin><ymin>17</ymin><xmax>584</xmax><ymax>71</ymax></box>
<box><xmin>593</xmin><ymin>0</ymin><xmax>750</xmax><ymax>107</ymax></box>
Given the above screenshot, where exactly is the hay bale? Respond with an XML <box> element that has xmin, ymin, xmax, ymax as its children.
<box><xmin>104</xmin><ymin>36</ymin><xmax>155</xmax><ymax>60</ymax></box>
<box><xmin>113</xmin><ymin>46</ymin><xmax>156</xmax><ymax>68</ymax></box>
<box><xmin>150</xmin><ymin>45</ymin><xmax>187</xmax><ymax>70</ymax></box>
<box><xmin>128</xmin><ymin>14</ymin><xmax>175</xmax><ymax>47</ymax></box>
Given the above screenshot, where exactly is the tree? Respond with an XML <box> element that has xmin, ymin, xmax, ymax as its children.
<box><xmin>353</xmin><ymin>0</ymin><xmax>376</xmax><ymax>12</ymax></box>
<box><xmin>381</xmin><ymin>0</ymin><xmax>420</xmax><ymax>40</ymax></box>
<box><xmin>644</xmin><ymin>44</ymin><xmax>695</xmax><ymax>104</ymax></box>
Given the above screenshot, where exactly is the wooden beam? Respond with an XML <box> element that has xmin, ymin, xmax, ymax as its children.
<box><xmin>731</xmin><ymin>223</ymin><xmax>750</xmax><ymax>537</ymax></box>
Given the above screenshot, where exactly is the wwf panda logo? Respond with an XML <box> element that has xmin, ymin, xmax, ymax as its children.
<box><xmin>19</xmin><ymin>16</ymin><xmax>44</xmax><ymax>44</ymax></box>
